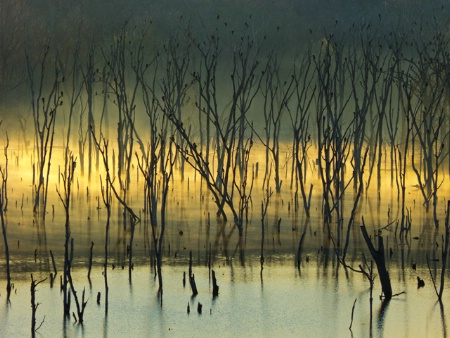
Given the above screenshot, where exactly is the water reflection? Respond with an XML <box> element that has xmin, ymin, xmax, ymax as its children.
<box><xmin>0</xmin><ymin>141</ymin><xmax>449</xmax><ymax>337</ymax></box>
<box><xmin>438</xmin><ymin>301</ymin><xmax>447</xmax><ymax>338</ymax></box>
<box><xmin>377</xmin><ymin>299</ymin><xmax>390</xmax><ymax>338</ymax></box>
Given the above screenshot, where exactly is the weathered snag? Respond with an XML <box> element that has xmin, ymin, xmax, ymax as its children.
<box><xmin>360</xmin><ymin>217</ymin><xmax>392</xmax><ymax>300</ymax></box>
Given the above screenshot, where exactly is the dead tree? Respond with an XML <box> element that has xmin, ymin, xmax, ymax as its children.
<box><xmin>258</xmin><ymin>52</ymin><xmax>294</xmax><ymax>193</ymax></box>
<box><xmin>80</xmin><ymin>45</ymin><xmax>98</xmax><ymax>179</ymax></box>
<box><xmin>314</xmin><ymin>31</ymin><xmax>352</xmax><ymax>229</ymax></box>
<box><xmin>1</xmin><ymin>133</ymin><xmax>8</xmax><ymax>211</ymax></box>
<box><xmin>62</xmin><ymin>40</ymin><xmax>84</xmax><ymax>177</ymax></box>
<box><xmin>0</xmin><ymin>136</ymin><xmax>11</xmax><ymax>299</ymax></box>
<box><xmin>385</xmin><ymin>34</ymin><xmax>405</xmax><ymax>189</ymax></box>
<box><xmin>137</xmin><ymin>132</ymin><xmax>177</xmax><ymax>300</ymax></box>
<box><xmin>101</xmin><ymin>178</ymin><xmax>111</xmax><ymax>312</ymax></box>
<box><xmin>396</xmin><ymin>68</ymin><xmax>414</xmax><ymax>235</ymax></box>
<box><xmin>407</xmin><ymin>32</ymin><xmax>449</xmax><ymax>227</ymax></box>
<box><xmin>98</xmin><ymin>142</ymin><xmax>113</xmax><ymax>312</ymax></box>
<box><xmin>347</xmin><ymin>24</ymin><xmax>380</xmax><ymax>192</ymax></box>
<box><xmin>56</xmin><ymin>153</ymin><xmax>76</xmax><ymax>317</ymax></box>
<box><xmin>427</xmin><ymin>200</ymin><xmax>450</xmax><ymax>302</ymax></box>
<box><xmin>102</xmin><ymin>22</ymin><xmax>147</xmax><ymax>197</ymax></box>
<box><xmin>26</xmin><ymin>46</ymin><xmax>63</xmax><ymax>217</ymax></box>
<box><xmin>66</xmin><ymin>239</ymin><xmax>88</xmax><ymax>324</ymax></box>
<box><xmin>135</xmin><ymin>45</ymin><xmax>160</xmax><ymax>226</ymax></box>
<box><xmin>79</xmin><ymin>47</ymin><xmax>100</xmax><ymax>177</ymax></box>
<box><xmin>167</xmin><ymin>27</ymin><xmax>261</xmax><ymax>238</ymax></box>
<box><xmin>232</xmin><ymin>133</ymin><xmax>255</xmax><ymax>260</ymax></box>
<box><xmin>92</xmin><ymin>131</ymin><xmax>140</xmax><ymax>283</ymax></box>
<box><xmin>160</xmin><ymin>26</ymin><xmax>192</xmax><ymax>181</ymax></box>
<box><xmin>360</xmin><ymin>217</ymin><xmax>392</xmax><ymax>300</ymax></box>
<box><xmin>342</xmin><ymin>147</ymin><xmax>369</xmax><ymax>262</ymax></box>
<box><xmin>260</xmin><ymin>175</ymin><xmax>273</xmax><ymax>275</ymax></box>
<box><xmin>156</xmin><ymin>141</ymin><xmax>177</xmax><ymax>300</ymax></box>
<box><xmin>287</xmin><ymin>49</ymin><xmax>315</xmax><ymax>216</ymax></box>
<box><xmin>31</xmin><ymin>274</ymin><xmax>47</xmax><ymax>337</ymax></box>
<box><xmin>372</xmin><ymin>61</ymin><xmax>395</xmax><ymax>193</ymax></box>
<box><xmin>191</xmin><ymin>24</ymin><xmax>220</xmax><ymax>176</ymax></box>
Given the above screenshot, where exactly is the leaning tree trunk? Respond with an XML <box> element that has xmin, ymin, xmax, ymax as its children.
<box><xmin>360</xmin><ymin>218</ymin><xmax>392</xmax><ymax>300</ymax></box>
<box><xmin>0</xmin><ymin>191</ymin><xmax>11</xmax><ymax>299</ymax></box>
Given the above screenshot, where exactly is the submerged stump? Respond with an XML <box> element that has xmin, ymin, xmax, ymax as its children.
<box><xmin>212</xmin><ymin>270</ymin><xmax>219</xmax><ymax>297</ymax></box>
<box><xmin>190</xmin><ymin>274</ymin><xmax>198</xmax><ymax>296</ymax></box>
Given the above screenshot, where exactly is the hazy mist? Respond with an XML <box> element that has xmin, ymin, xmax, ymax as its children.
<box><xmin>0</xmin><ymin>0</ymin><xmax>449</xmax><ymax>137</ymax></box>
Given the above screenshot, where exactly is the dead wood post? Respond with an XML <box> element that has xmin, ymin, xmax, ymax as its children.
<box><xmin>49</xmin><ymin>250</ymin><xmax>57</xmax><ymax>276</ymax></box>
<box><xmin>297</xmin><ymin>231</ymin><xmax>306</xmax><ymax>271</ymax></box>
<box><xmin>189</xmin><ymin>251</ymin><xmax>198</xmax><ymax>296</ymax></box>
<box><xmin>360</xmin><ymin>217</ymin><xmax>392</xmax><ymax>300</ymax></box>
<box><xmin>87</xmin><ymin>241</ymin><xmax>94</xmax><ymax>281</ymax></box>
<box><xmin>49</xmin><ymin>249</ymin><xmax>57</xmax><ymax>287</ymax></box>
<box><xmin>212</xmin><ymin>270</ymin><xmax>219</xmax><ymax>297</ymax></box>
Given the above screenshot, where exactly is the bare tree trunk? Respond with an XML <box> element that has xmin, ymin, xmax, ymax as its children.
<box><xmin>360</xmin><ymin>219</ymin><xmax>392</xmax><ymax>300</ymax></box>
<box><xmin>31</xmin><ymin>274</ymin><xmax>47</xmax><ymax>337</ymax></box>
<box><xmin>56</xmin><ymin>154</ymin><xmax>76</xmax><ymax>317</ymax></box>
<box><xmin>0</xmin><ymin>141</ymin><xmax>11</xmax><ymax>298</ymax></box>
<box><xmin>26</xmin><ymin>47</ymin><xmax>62</xmax><ymax>217</ymax></box>
<box><xmin>99</xmin><ymin>141</ymin><xmax>113</xmax><ymax>313</ymax></box>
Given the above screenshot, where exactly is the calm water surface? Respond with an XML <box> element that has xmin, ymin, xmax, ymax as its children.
<box><xmin>0</xmin><ymin>148</ymin><xmax>449</xmax><ymax>338</ymax></box>
<box><xmin>1</xmin><ymin>258</ymin><xmax>449</xmax><ymax>338</ymax></box>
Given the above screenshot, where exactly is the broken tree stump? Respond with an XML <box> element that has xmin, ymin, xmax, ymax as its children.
<box><xmin>49</xmin><ymin>250</ymin><xmax>57</xmax><ymax>276</ymax></box>
<box><xmin>212</xmin><ymin>270</ymin><xmax>219</xmax><ymax>297</ymax></box>
<box><xmin>188</xmin><ymin>251</ymin><xmax>198</xmax><ymax>296</ymax></box>
<box><xmin>190</xmin><ymin>273</ymin><xmax>198</xmax><ymax>296</ymax></box>
<box><xmin>360</xmin><ymin>218</ymin><xmax>392</xmax><ymax>300</ymax></box>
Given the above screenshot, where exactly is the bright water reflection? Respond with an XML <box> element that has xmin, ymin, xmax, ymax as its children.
<box><xmin>0</xmin><ymin>143</ymin><xmax>449</xmax><ymax>337</ymax></box>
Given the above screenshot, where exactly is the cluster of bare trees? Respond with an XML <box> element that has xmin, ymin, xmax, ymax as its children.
<box><xmin>14</xmin><ymin>16</ymin><xmax>450</xmax><ymax>231</ymax></box>
<box><xmin>1</xmin><ymin>12</ymin><xmax>450</xmax><ymax>329</ymax></box>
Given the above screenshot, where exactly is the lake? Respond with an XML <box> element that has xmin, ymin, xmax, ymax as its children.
<box><xmin>1</xmin><ymin>145</ymin><xmax>449</xmax><ymax>338</ymax></box>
